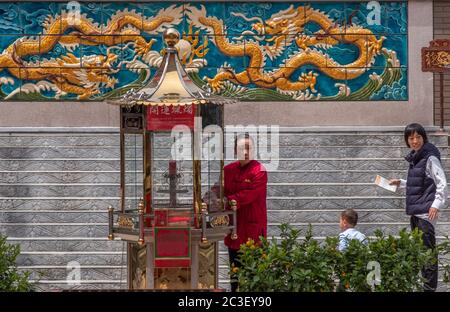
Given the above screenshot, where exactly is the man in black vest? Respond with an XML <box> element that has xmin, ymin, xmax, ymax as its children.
<box><xmin>390</xmin><ymin>123</ymin><xmax>448</xmax><ymax>292</ymax></box>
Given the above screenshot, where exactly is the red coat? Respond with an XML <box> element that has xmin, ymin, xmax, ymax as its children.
<box><xmin>224</xmin><ymin>160</ymin><xmax>268</xmax><ymax>250</ymax></box>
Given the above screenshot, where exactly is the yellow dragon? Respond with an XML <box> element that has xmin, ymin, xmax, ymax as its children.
<box><xmin>186</xmin><ymin>4</ymin><xmax>385</xmax><ymax>93</ymax></box>
<box><xmin>0</xmin><ymin>5</ymin><xmax>183</xmax><ymax>99</ymax></box>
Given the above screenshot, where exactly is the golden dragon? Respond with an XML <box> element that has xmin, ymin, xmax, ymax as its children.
<box><xmin>187</xmin><ymin>4</ymin><xmax>385</xmax><ymax>93</ymax></box>
<box><xmin>0</xmin><ymin>5</ymin><xmax>183</xmax><ymax>99</ymax></box>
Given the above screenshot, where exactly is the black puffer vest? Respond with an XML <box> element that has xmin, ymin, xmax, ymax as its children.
<box><xmin>405</xmin><ymin>142</ymin><xmax>441</xmax><ymax>215</ymax></box>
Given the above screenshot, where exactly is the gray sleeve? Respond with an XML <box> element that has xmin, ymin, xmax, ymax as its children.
<box><xmin>426</xmin><ymin>156</ymin><xmax>448</xmax><ymax>210</ymax></box>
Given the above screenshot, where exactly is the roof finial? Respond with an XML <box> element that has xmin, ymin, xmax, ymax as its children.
<box><xmin>164</xmin><ymin>28</ymin><xmax>180</xmax><ymax>48</ymax></box>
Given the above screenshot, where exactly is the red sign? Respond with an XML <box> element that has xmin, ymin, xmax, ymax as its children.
<box><xmin>154</xmin><ymin>259</ymin><xmax>190</xmax><ymax>268</ymax></box>
<box><xmin>147</xmin><ymin>105</ymin><xmax>195</xmax><ymax>131</ymax></box>
<box><xmin>154</xmin><ymin>210</ymin><xmax>168</xmax><ymax>227</ymax></box>
<box><xmin>422</xmin><ymin>39</ymin><xmax>450</xmax><ymax>73</ymax></box>
<box><xmin>154</xmin><ymin>228</ymin><xmax>190</xmax><ymax>268</ymax></box>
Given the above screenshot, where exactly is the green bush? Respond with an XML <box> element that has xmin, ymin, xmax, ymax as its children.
<box><xmin>0</xmin><ymin>235</ymin><xmax>32</xmax><ymax>291</ymax></box>
<box><xmin>232</xmin><ymin>224</ymin><xmax>439</xmax><ymax>292</ymax></box>
<box><xmin>233</xmin><ymin>224</ymin><xmax>338</xmax><ymax>292</ymax></box>
<box><xmin>334</xmin><ymin>238</ymin><xmax>372</xmax><ymax>292</ymax></box>
<box><xmin>437</xmin><ymin>237</ymin><xmax>450</xmax><ymax>283</ymax></box>
<box><xmin>336</xmin><ymin>228</ymin><xmax>433</xmax><ymax>292</ymax></box>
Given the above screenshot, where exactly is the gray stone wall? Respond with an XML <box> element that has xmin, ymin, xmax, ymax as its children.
<box><xmin>434</xmin><ymin>0</ymin><xmax>450</xmax><ymax>126</ymax></box>
<box><xmin>1</xmin><ymin>128</ymin><xmax>449</xmax><ymax>291</ymax></box>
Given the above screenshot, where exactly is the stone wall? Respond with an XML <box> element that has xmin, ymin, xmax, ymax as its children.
<box><xmin>1</xmin><ymin>128</ymin><xmax>449</xmax><ymax>291</ymax></box>
<box><xmin>433</xmin><ymin>0</ymin><xmax>450</xmax><ymax>126</ymax></box>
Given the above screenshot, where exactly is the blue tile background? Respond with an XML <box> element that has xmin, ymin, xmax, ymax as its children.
<box><xmin>0</xmin><ymin>1</ymin><xmax>408</xmax><ymax>101</ymax></box>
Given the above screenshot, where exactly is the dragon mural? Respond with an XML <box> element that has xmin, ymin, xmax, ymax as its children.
<box><xmin>187</xmin><ymin>4</ymin><xmax>386</xmax><ymax>94</ymax></box>
<box><xmin>0</xmin><ymin>4</ymin><xmax>183</xmax><ymax>99</ymax></box>
<box><xmin>0</xmin><ymin>2</ymin><xmax>407</xmax><ymax>101</ymax></box>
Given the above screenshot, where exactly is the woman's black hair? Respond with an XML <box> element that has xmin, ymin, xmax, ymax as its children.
<box><xmin>404</xmin><ymin>123</ymin><xmax>428</xmax><ymax>147</ymax></box>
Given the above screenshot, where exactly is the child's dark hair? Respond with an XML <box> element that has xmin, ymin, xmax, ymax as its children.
<box><xmin>341</xmin><ymin>209</ymin><xmax>358</xmax><ymax>227</ymax></box>
<box><xmin>404</xmin><ymin>123</ymin><xmax>428</xmax><ymax>148</ymax></box>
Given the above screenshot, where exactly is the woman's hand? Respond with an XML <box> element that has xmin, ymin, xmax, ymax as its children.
<box><xmin>429</xmin><ymin>207</ymin><xmax>439</xmax><ymax>220</ymax></box>
<box><xmin>389</xmin><ymin>179</ymin><xmax>401</xmax><ymax>186</ymax></box>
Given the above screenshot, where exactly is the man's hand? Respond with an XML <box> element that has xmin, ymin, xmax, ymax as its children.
<box><xmin>389</xmin><ymin>179</ymin><xmax>401</xmax><ymax>186</ymax></box>
<box><xmin>429</xmin><ymin>207</ymin><xmax>439</xmax><ymax>220</ymax></box>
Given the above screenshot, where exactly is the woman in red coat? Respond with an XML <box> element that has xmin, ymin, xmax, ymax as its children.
<box><xmin>224</xmin><ymin>134</ymin><xmax>268</xmax><ymax>292</ymax></box>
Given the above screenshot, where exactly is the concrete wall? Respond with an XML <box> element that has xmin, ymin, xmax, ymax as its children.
<box><xmin>434</xmin><ymin>0</ymin><xmax>450</xmax><ymax>126</ymax></box>
<box><xmin>0</xmin><ymin>0</ymin><xmax>434</xmax><ymax>127</ymax></box>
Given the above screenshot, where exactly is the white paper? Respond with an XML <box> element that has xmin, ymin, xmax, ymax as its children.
<box><xmin>374</xmin><ymin>175</ymin><xmax>398</xmax><ymax>192</ymax></box>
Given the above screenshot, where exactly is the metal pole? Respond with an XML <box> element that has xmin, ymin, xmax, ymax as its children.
<box><xmin>230</xmin><ymin>200</ymin><xmax>238</xmax><ymax>240</ymax></box>
<box><xmin>193</xmin><ymin>106</ymin><xmax>202</xmax><ymax>228</ymax></box>
<box><xmin>138</xmin><ymin>199</ymin><xmax>145</xmax><ymax>245</ymax></box>
<box><xmin>108</xmin><ymin>206</ymin><xmax>114</xmax><ymax>240</ymax></box>
<box><xmin>440</xmin><ymin>73</ymin><xmax>445</xmax><ymax>132</ymax></box>
<box><xmin>120</xmin><ymin>111</ymin><xmax>126</xmax><ymax>212</ymax></box>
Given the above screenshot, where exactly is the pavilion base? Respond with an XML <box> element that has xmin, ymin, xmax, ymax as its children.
<box><xmin>128</xmin><ymin>240</ymin><xmax>218</xmax><ymax>290</ymax></box>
